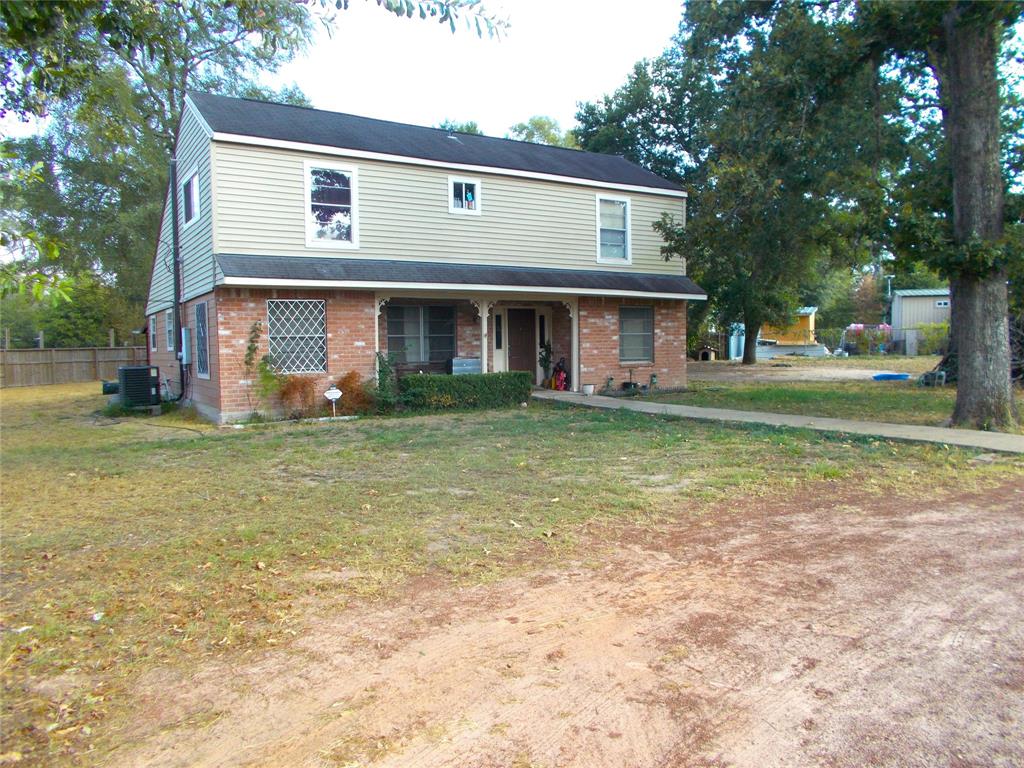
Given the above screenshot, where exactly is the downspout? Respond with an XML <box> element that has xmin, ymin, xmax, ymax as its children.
<box><xmin>169</xmin><ymin>157</ymin><xmax>186</xmax><ymax>401</ymax></box>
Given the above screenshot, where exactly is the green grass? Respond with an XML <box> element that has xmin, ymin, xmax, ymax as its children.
<box><xmin>1</xmin><ymin>382</ymin><xmax>1021</xmax><ymax>764</ymax></box>
<box><xmin>650</xmin><ymin>379</ymin><xmax>1023</xmax><ymax>428</ymax></box>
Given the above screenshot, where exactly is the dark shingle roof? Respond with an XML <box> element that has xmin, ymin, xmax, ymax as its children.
<box><xmin>217</xmin><ymin>255</ymin><xmax>706</xmax><ymax>298</ymax></box>
<box><xmin>188</xmin><ymin>92</ymin><xmax>683</xmax><ymax>192</ymax></box>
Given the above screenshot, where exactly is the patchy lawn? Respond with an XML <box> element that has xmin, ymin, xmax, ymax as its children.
<box><xmin>761</xmin><ymin>354</ymin><xmax>941</xmax><ymax>374</ymax></box>
<box><xmin>650</xmin><ymin>379</ymin><xmax>1024</xmax><ymax>428</ymax></box>
<box><xmin>1</xmin><ymin>382</ymin><xmax>1021</xmax><ymax>766</ymax></box>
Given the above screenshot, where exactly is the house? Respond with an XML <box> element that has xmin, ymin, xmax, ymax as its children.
<box><xmin>145</xmin><ymin>93</ymin><xmax>705</xmax><ymax>422</ymax></box>
<box><xmin>761</xmin><ymin>307</ymin><xmax>818</xmax><ymax>346</ymax></box>
<box><xmin>723</xmin><ymin>308</ymin><xmax>827</xmax><ymax>360</ymax></box>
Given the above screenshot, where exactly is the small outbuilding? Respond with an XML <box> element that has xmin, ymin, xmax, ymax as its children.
<box><xmin>890</xmin><ymin>288</ymin><xmax>950</xmax><ymax>336</ymax></box>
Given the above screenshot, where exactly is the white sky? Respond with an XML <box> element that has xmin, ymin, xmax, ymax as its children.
<box><xmin>262</xmin><ymin>0</ymin><xmax>684</xmax><ymax>136</ymax></box>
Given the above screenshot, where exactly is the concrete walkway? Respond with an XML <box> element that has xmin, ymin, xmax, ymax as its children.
<box><xmin>532</xmin><ymin>390</ymin><xmax>1024</xmax><ymax>454</ymax></box>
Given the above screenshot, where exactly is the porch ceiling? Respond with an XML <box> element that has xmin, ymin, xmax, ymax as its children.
<box><xmin>216</xmin><ymin>255</ymin><xmax>707</xmax><ymax>300</ymax></box>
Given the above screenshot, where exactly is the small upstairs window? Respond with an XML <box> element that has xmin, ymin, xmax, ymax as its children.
<box><xmin>935</xmin><ymin>299</ymin><xmax>950</xmax><ymax>308</ymax></box>
<box><xmin>449</xmin><ymin>176</ymin><xmax>481</xmax><ymax>215</ymax></box>
<box><xmin>597</xmin><ymin>196</ymin><xmax>630</xmax><ymax>263</ymax></box>
<box><xmin>182</xmin><ymin>168</ymin><xmax>199</xmax><ymax>227</ymax></box>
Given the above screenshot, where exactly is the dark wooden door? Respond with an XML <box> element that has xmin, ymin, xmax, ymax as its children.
<box><xmin>506</xmin><ymin>308</ymin><xmax>536</xmax><ymax>375</ymax></box>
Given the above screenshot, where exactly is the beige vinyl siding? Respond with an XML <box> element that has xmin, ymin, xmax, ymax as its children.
<box><xmin>212</xmin><ymin>142</ymin><xmax>684</xmax><ymax>275</ymax></box>
<box><xmin>145</xmin><ymin>105</ymin><xmax>214</xmax><ymax>315</ymax></box>
<box><xmin>893</xmin><ymin>295</ymin><xmax>951</xmax><ymax>329</ymax></box>
<box><xmin>146</xmin><ymin>192</ymin><xmax>175</xmax><ymax>316</ymax></box>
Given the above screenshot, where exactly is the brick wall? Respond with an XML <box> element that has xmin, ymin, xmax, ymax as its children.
<box><xmin>214</xmin><ymin>287</ymin><xmax>377</xmax><ymax>422</ymax></box>
<box><xmin>150</xmin><ymin>290</ymin><xmax>688</xmax><ymax>420</ymax></box>
<box><xmin>578</xmin><ymin>297</ymin><xmax>687</xmax><ymax>390</ymax></box>
<box><xmin>146</xmin><ymin>292</ymin><xmax>220</xmax><ymax>417</ymax></box>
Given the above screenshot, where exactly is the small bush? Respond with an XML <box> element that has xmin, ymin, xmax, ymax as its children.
<box><xmin>278</xmin><ymin>375</ymin><xmax>321</xmax><ymax>419</ymax></box>
<box><xmin>336</xmin><ymin>370</ymin><xmax>375</xmax><ymax>415</ymax></box>
<box><xmin>916</xmin><ymin>321</ymin><xmax>950</xmax><ymax>356</ymax></box>
<box><xmin>398</xmin><ymin>372</ymin><xmax>532</xmax><ymax>410</ymax></box>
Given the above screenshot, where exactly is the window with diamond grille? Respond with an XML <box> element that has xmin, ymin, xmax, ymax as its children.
<box><xmin>267</xmin><ymin>300</ymin><xmax>327</xmax><ymax>374</ymax></box>
<box><xmin>194</xmin><ymin>302</ymin><xmax>210</xmax><ymax>378</ymax></box>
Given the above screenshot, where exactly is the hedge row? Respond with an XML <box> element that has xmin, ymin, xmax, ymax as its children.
<box><xmin>398</xmin><ymin>372</ymin><xmax>533</xmax><ymax>410</ymax></box>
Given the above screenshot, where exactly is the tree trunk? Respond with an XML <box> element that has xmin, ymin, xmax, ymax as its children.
<box><xmin>950</xmin><ymin>273</ymin><xmax>1016</xmax><ymax>428</ymax></box>
<box><xmin>936</xmin><ymin>8</ymin><xmax>1017</xmax><ymax>429</ymax></box>
<box><xmin>742</xmin><ymin>320</ymin><xmax>760</xmax><ymax>365</ymax></box>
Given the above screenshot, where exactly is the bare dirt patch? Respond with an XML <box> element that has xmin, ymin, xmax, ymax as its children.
<box><xmin>114</xmin><ymin>480</ymin><xmax>1024</xmax><ymax>768</ymax></box>
<box><xmin>688</xmin><ymin>360</ymin><xmax>916</xmax><ymax>382</ymax></box>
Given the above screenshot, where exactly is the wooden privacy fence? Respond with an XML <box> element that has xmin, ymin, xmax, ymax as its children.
<box><xmin>0</xmin><ymin>347</ymin><xmax>148</xmax><ymax>388</ymax></box>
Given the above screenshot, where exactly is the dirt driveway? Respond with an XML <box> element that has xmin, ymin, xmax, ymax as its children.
<box><xmin>117</xmin><ymin>481</ymin><xmax>1023</xmax><ymax>768</ymax></box>
<box><xmin>688</xmin><ymin>360</ymin><xmax>916</xmax><ymax>383</ymax></box>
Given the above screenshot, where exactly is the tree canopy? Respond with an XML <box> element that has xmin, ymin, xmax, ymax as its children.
<box><xmin>507</xmin><ymin>116</ymin><xmax>578</xmax><ymax>148</ymax></box>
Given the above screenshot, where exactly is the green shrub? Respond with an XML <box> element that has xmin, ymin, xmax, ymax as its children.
<box><xmin>374</xmin><ymin>352</ymin><xmax>399</xmax><ymax>413</ymax></box>
<box><xmin>915</xmin><ymin>321</ymin><xmax>950</xmax><ymax>356</ymax></box>
<box><xmin>398</xmin><ymin>372</ymin><xmax>532</xmax><ymax>410</ymax></box>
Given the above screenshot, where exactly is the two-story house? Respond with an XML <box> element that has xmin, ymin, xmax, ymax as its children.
<box><xmin>145</xmin><ymin>92</ymin><xmax>705</xmax><ymax>423</ymax></box>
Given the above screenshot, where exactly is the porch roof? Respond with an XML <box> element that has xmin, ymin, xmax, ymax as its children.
<box><xmin>216</xmin><ymin>255</ymin><xmax>706</xmax><ymax>301</ymax></box>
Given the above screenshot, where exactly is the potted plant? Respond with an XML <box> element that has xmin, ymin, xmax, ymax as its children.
<box><xmin>538</xmin><ymin>341</ymin><xmax>553</xmax><ymax>385</ymax></box>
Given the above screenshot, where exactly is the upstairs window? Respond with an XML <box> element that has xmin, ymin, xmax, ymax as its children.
<box><xmin>267</xmin><ymin>299</ymin><xmax>327</xmax><ymax>374</ymax></box>
<box><xmin>935</xmin><ymin>299</ymin><xmax>950</xmax><ymax>308</ymax></box>
<box><xmin>387</xmin><ymin>305</ymin><xmax>456</xmax><ymax>363</ymax></box>
<box><xmin>449</xmin><ymin>176</ymin><xmax>481</xmax><ymax>215</ymax></box>
<box><xmin>182</xmin><ymin>168</ymin><xmax>199</xmax><ymax>227</ymax></box>
<box><xmin>306</xmin><ymin>161</ymin><xmax>358</xmax><ymax>247</ymax></box>
<box><xmin>597</xmin><ymin>196</ymin><xmax>630</xmax><ymax>263</ymax></box>
<box><xmin>619</xmin><ymin>306</ymin><xmax>654</xmax><ymax>363</ymax></box>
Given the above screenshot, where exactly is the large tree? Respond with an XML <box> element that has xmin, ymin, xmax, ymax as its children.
<box><xmin>1</xmin><ymin>0</ymin><xmax>314</xmax><ymax>325</ymax></box>
<box><xmin>853</xmin><ymin>1</ymin><xmax>1021</xmax><ymax>429</ymax></box>
<box><xmin>1</xmin><ymin>0</ymin><xmax>505</xmax><ymax>334</ymax></box>
<box><xmin>579</xmin><ymin>2</ymin><xmax>905</xmax><ymax>364</ymax></box>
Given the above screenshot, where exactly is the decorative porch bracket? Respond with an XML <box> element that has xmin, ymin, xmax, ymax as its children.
<box><xmin>373</xmin><ymin>294</ymin><xmax>392</xmax><ymax>380</ymax></box>
<box><xmin>471</xmin><ymin>298</ymin><xmax>494</xmax><ymax>374</ymax></box>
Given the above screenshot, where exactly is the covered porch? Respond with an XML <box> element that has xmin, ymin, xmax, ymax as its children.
<box><xmin>375</xmin><ymin>292</ymin><xmax>579</xmax><ymax>390</ymax></box>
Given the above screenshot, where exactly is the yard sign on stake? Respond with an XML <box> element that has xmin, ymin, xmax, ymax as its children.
<box><xmin>324</xmin><ymin>384</ymin><xmax>341</xmax><ymax>417</ymax></box>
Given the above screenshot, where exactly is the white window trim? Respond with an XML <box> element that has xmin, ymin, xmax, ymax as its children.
<box><xmin>195</xmin><ymin>302</ymin><xmax>210</xmax><ymax>380</ymax></box>
<box><xmin>181</xmin><ymin>166</ymin><xmax>200</xmax><ymax>230</ymax></box>
<box><xmin>304</xmin><ymin>159</ymin><xmax>360</xmax><ymax>250</ymax></box>
<box><xmin>448</xmin><ymin>175</ymin><xmax>482</xmax><ymax>216</ymax></box>
<box><xmin>266</xmin><ymin>298</ymin><xmax>328</xmax><ymax>374</ymax></box>
<box><xmin>165</xmin><ymin>309</ymin><xmax>174</xmax><ymax>352</ymax></box>
<box><xmin>935</xmin><ymin>299</ymin><xmax>950</xmax><ymax>308</ymax></box>
<box><xmin>149</xmin><ymin>316</ymin><xmax>157</xmax><ymax>351</ymax></box>
<box><xmin>596</xmin><ymin>194</ymin><xmax>632</xmax><ymax>265</ymax></box>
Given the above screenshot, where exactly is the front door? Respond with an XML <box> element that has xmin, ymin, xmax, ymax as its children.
<box><xmin>506</xmin><ymin>308</ymin><xmax>536</xmax><ymax>376</ymax></box>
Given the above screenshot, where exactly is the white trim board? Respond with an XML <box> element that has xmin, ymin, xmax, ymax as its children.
<box><xmin>210</xmin><ymin>132</ymin><xmax>689</xmax><ymax>200</ymax></box>
<box><xmin>220</xmin><ymin>275</ymin><xmax>704</xmax><ymax>301</ymax></box>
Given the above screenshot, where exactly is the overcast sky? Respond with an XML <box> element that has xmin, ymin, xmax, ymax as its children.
<box><xmin>262</xmin><ymin>0</ymin><xmax>684</xmax><ymax>136</ymax></box>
